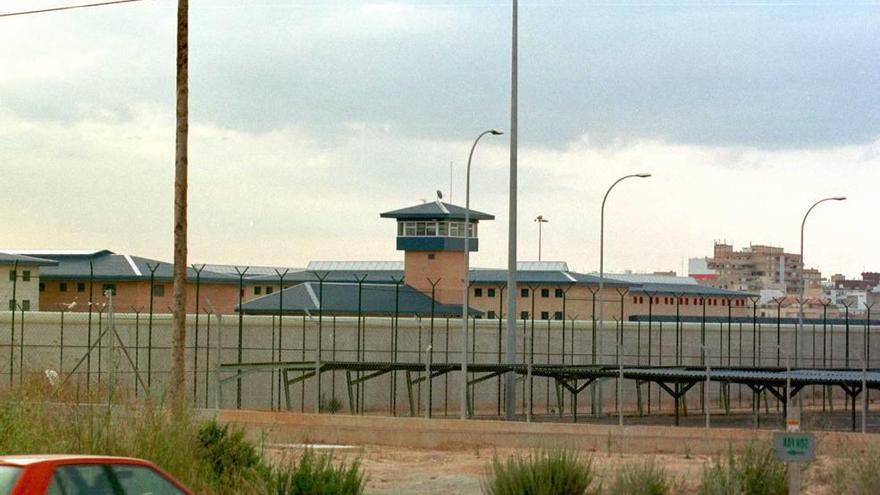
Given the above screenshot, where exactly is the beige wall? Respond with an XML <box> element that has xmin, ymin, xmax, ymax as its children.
<box><xmin>469</xmin><ymin>282</ymin><xmax>753</xmax><ymax>321</ymax></box>
<box><xmin>405</xmin><ymin>250</ymin><xmax>465</xmax><ymax>305</ymax></box>
<box><xmin>1</xmin><ymin>264</ymin><xmax>41</xmax><ymax>311</ymax></box>
<box><xmin>39</xmin><ymin>279</ymin><xmax>269</xmax><ymax>314</ymax></box>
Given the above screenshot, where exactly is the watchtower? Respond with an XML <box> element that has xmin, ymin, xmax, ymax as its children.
<box><xmin>380</xmin><ymin>200</ymin><xmax>494</xmax><ymax>304</ymax></box>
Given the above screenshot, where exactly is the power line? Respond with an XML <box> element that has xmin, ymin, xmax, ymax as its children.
<box><xmin>0</xmin><ymin>0</ymin><xmax>145</xmax><ymax>18</ymax></box>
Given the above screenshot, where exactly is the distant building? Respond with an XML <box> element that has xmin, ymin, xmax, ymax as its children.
<box><xmin>688</xmin><ymin>257</ymin><xmax>717</xmax><ymax>283</ymax></box>
<box><xmin>0</xmin><ymin>252</ymin><xmax>58</xmax><ymax>311</ymax></box>
<box><xmin>705</xmin><ymin>242</ymin><xmax>817</xmax><ymax>295</ymax></box>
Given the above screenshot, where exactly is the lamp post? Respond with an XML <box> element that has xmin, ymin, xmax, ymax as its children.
<box><xmin>798</xmin><ymin>196</ymin><xmax>845</xmax><ymax>368</ymax></box>
<box><xmin>535</xmin><ymin>215</ymin><xmax>549</xmax><ymax>261</ymax></box>
<box><xmin>461</xmin><ymin>128</ymin><xmax>503</xmax><ymax>420</ymax></box>
<box><xmin>594</xmin><ymin>173</ymin><xmax>651</xmax><ymax>417</ymax></box>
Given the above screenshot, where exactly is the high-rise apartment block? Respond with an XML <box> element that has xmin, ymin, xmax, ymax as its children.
<box><xmin>705</xmin><ymin>242</ymin><xmax>815</xmax><ymax>294</ymax></box>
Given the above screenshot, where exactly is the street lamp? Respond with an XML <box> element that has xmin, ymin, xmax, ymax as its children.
<box><xmin>535</xmin><ymin>215</ymin><xmax>549</xmax><ymax>261</ymax></box>
<box><xmin>798</xmin><ymin>196</ymin><xmax>845</xmax><ymax>368</ymax></box>
<box><xmin>461</xmin><ymin>128</ymin><xmax>503</xmax><ymax>420</ymax></box>
<box><xmin>594</xmin><ymin>172</ymin><xmax>651</xmax><ymax>417</ymax></box>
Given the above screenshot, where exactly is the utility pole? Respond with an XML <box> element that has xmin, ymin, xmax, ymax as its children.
<box><xmin>170</xmin><ymin>0</ymin><xmax>189</xmax><ymax>415</ymax></box>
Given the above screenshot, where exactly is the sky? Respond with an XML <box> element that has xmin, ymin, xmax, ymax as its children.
<box><xmin>1</xmin><ymin>0</ymin><xmax>878</xmax><ymax>278</ymax></box>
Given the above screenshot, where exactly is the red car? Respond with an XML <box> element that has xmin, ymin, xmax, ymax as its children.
<box><xmin>0</xmin><ymin>455</ymin><xmax>193</xmax><ymax>495</ymax></box>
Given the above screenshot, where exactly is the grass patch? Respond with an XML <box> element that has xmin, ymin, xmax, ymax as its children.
<box><xmin>0</xmin><ymin>380</ymin><xmax>365</xmax><ymax>495</ymax></box>
<box><xmin>826</xmin><ymin>445</ymin><xmax>880</xmax><ymax>495</ymax></box>
<box><xmin>699</xmin><ymin>443</ymin><xmax>787</xmax><ymax>495</ymax></box>
<box><xmin>268</xmin><ymin>449</ymin><xmax>365</xmax><ymax>495</ymax></box>
<box><xmin>607</xmin><ymin>458</ymin><xmax>681</xmax><ymax>495</ymax></box>
<box><xmin>481</xmin><ymin>448</ymin><xmax>598</xmax><ymax>495</ymax></box>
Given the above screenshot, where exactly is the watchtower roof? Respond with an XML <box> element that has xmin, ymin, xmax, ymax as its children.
<box><xmin>380</xmin><ymin>200</ymin><xmax>494</xmax><ymax>221</ymax></box>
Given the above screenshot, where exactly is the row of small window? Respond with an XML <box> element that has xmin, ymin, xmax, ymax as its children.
<box><xmin>632</xmin><ymin>296</ymin><xmax>747</xmax><ymax>307</ymax></box>
<box><xmin>397</xmin><ymin>221</ymin><xmax>477</xmax><ymax>238</ymax></box>
<box><xmin>482</xmin><ymin>310</ymin><xmax>564</xmax><ymax>320</ymax></box>
<box><xmin>39</xmin><ymin>282</ymin><xmax>123</xmax><ymax>296</ymax></box>
<box><xmin>253</xmin><ymin>286</ymin><xmax>275</xmax><ymax>296</ymax></box>
<box><xmin>8</xmin><ymin>269</ymin><xmax>32</xmax><ymax>281</ymax></box>
<box><xmin>7</xmin><ymin>300</ymin><xmax>31</xmax><ymax>311</ymax></box>
<box><xmin>474</xmin><ymin>287</ymin><xmax>565</xmax><ymax>298</ymax></box>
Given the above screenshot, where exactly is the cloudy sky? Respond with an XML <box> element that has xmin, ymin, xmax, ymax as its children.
<box><xmin>1</xmin><ymin>0</ymin><xmax>878</xmax><ymax>277</ymax></box>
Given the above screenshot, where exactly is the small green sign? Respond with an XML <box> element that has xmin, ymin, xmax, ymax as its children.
<box><xmin>773</xmin><ymin>432</ymin><xmax>816</xmax><ymax>462</ymax></box>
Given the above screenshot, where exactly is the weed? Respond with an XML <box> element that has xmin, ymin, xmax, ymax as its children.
<box><xmin>699</xmin><ymin>443</ymin><xmax>787</xmax><ymax>495</ymax></box>
<box><xmin>607</xmin><ymin>458</ymin><xmax>681</xmax><ymax>495</ymax></box>
<box><xmin>827</xmin><ymin>445</ymin><xmax>880</xmax><ymax>495</ymax></box>
<box><xmin>481</xmin><ymin>448</ymin><xmax>598</xmax><ymax>495</ymax></box>
<box><xmin>267</xmin><ymin>449</ymin><xmax>366</xmax><ymax>495</ymax></box>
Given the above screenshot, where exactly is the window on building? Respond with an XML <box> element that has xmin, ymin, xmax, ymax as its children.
<box><xmin>7</xmin><ymin>300</ymin><xmax>14</xmax><ymax>311</ymax></box>
<box><xmin>152</xmin><ymin>284</ymin><xmax>165</xmax><ymax>297</ymax></box>
<box><xmin>488</xmin><ymin>310</ymin><xmax>497</xmax><ymax>319</ymax></box>
<box><xmin>427</xmin><ymin>253</ymin><xmax>435</xmax><ymax>260</ymax></box>
<box><xmin>521</xmin><ymin>288</ymin><xmax>529</xmax><ymax>298</ymax></box>
<box><xmin>266</xmin><ymin>287</ymin><xmax>274</xmax><ymax>294</ymax></box>
<box><xmin>633</xmin><ymin>296</ymin><xmax>639</xmax><ymax>304</ymax></box>
<box><xmin>39</xmin><ymin>282</ymin><xmax>45</xmax><ymax>292</ymax></box>
<box><xmin>426</xmin><ymin>222</ymin><xmax>437</xmax><ymax>236</ymax></box>
<box><xmin>398</xmin><ymin>222</ymin><xmax>404</xmax><ymax>236</ymax></box>
<box><xmin>102</xmin><ymin>284</ymin><xmax>117</xmax><ymax>296</ymax></box>
<box><xmin>405</xmin><ymin>223</ymin><xmax>416</xmax><ymax>236</ymax></box>
<box><xmin>541</xmin><ymin>288</ymin><xmax>550</xmax><ymax>298</ymax></box>
<box><xmin>554</xmin><ymin>311</ymin><xmax>563</xmax><ymax>320</ymax></box>
<box><xmin>540</xmin><ymin>311</ymin><xmax>550</xmax><ymax>320</ymax></box>
<box><xmin>254</xmin><ymin>286</ymin><xmax>262</xmax><ymax>295</ymax></box>
<box><xmin>416</xmin><ymin>222</ymin><xmax>427</xmax><ymax>236</ymax></box>
<box><xmin>474</xmin><ymin>288</ymin><xmax>483</xmax><ymax>297</ymax></box>
<box><xmin>8</xmin><ymin>270</ymin><xmax>14</xmax><ymax>282</ymax></box>
<box><xmin>520</xmin><ymin>311</ymin><xmax>529</xmax><ymax>320</ymax></box>
<box><xmin>555</xmin><ymin>288</ymin><xmax>564</xmax><ymax>298</ymax></box>
<box><xmin>59</xmin><ymin>282</ymin><xmax>68</xmax><ymax>293</ymax></box>
<box><xmin>487</xmin><ymin>288</ymin><xmax>496</xmax><ymax>298</ymax></box>
<box><xmin>22</xmin><ymin>271</ymin><xmax>30</xmax><ymax>282</ymax></box>
<box><xmin>21</xmin><ymin>300</ymin><xmax>30</xmax><ymax>311</ymax></box>
<box><xmin>438</xmin><ymin>222</ymin><xmax>448</xmax><ymax>236</ymax></box>
<box><xmin>77</xmin><ymin>282</ymin><xmax>85</xmax><ymax>293</ymax></box>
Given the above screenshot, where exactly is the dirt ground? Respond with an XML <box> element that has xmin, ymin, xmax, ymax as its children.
<box><xmin>266</xmin><ymin>444</ymin><xmax>842</xmax><ymax>495</ymax></box>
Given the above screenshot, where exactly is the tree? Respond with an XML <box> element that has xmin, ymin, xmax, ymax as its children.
<box><xmin>170</xmin><ymin>0</ymin><xmax>189</xmax><ymax>415</ymax></box>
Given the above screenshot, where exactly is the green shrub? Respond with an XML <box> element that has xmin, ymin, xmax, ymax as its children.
<box><xmin>608</xmin><ymin>459</ymin><xmax>680</xmax><ymax>495</ymax></box>
<box><xmin>828</xmin><ymin>445</ymin><xmax>880</xmax><ymax>495</ymax></box>
<box><xmin>699</xmin><ymin>443</ymin><xmax>787</xmax><ymax>495</ymax></box>
<box><xmin>197</xmin><ymin>419</ymin><xmax>266</xmax><ymax>487</ymax></box>
<box><xmin>266</xmin><ymin>449</ymin><xmax>365</xmax><ymax>495</ymax></box>
<box><xmin>481</xmin><ymin>449</ymin><xmax>598</xmax><ymax>495</ymax></box>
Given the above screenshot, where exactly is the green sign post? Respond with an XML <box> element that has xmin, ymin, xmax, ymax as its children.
<box><xmin>773</xmin><ymin>431</ymin><xmax>816</xmax><ymax>495</ymax></box>
<box><xmin>773</xmin><ymin>432</ymin><xmax>816</xmax><ymax>462</ymax></box>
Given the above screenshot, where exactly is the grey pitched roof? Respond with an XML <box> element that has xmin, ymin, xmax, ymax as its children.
<box><xmin>629</xmin><ymin>282</ymin><xmax>753</xmax><ymax>297</ymax></box>
<box><xmin>237</xmin><ymin>282</ymin><xmax>479</xmax><ymax>316</ymax></box>
<box><xmin>380</xmin><ymin>200</ymin><xmax>494</xmax><ymax>221</ymax></box>
<box><xmin>469</xmin><ymin>269</ymin><xmax>631</xmax><ymax>287</ymax></box>
<box><xmin>0</xmin><ymin>252</ymin><xmax>58</xmax><ymax>266</ymax></box>
<box><xmin>26</xmin><ymin>251</ymin><xmax>238</xmax><ymax>284</ymax></box>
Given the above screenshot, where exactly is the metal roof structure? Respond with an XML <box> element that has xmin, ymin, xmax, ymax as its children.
<box><xmin>18</xmin><ymin>250</ymin><xmax>238</xmax><ymax>284</ymax></box>
<box><xmin>628</xmin><ymin>282</ymin><xmax>751</xmax><ymax>297</ymax></box>
<box><xmin>237</xmin><ymin>282</ymin><xmax>479</xmax><ymax>316</ymax></box>
<box><xmin>380</xmin><ymin>200</ymin><xmax>494</xmax><ymax>221</ymax></box>
<box><xmin>201</xmin><ymin>264</ymin><xmax>303</xmax><ymax>277</ymax></box>
<box><xmin>516</xmin><ymin>261</ymin><xmax>569</xmax><ymax>271</ymax></box>
<box><xmin>0</xmin><ymin>252</ymin><xmax>58</xmax><ymax>266</ymax></box>
<box><xmin>306</xmin><ymin>261</ymin><xmax>404</xmax><ymax>271</ymax></box>
<box><xmin>602</xmin><ymin>273</ymin><xmax>700</xmax><ymax>285</ymax></box>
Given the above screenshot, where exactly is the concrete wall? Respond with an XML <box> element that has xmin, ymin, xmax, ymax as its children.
<box><xmin>0</xmin><ymin>311</ymin><xmax>876</xmax><ymax>416</ymax></box>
